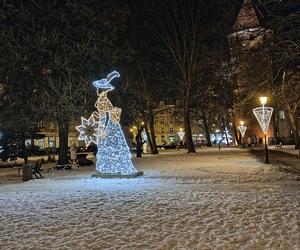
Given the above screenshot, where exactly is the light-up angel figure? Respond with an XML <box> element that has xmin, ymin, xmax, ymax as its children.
<box><xmin>76</xmin><ymin>71</ymin><xmax>142</xmax><ymax>177</ymax></box>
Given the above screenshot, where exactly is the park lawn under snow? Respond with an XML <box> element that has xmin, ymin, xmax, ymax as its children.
<box><xmin>0</xmin><ymin>148</ymin><xmax>299</xmax><ymax>250</ymax></box>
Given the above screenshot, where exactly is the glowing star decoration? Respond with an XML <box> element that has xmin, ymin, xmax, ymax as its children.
<box><xmin>76</xmin><ymin>116</ymin><xmax>98</xmax><ymax>146</ymax></box>
<box><xmin>253</xmin><ymin>106</ymin><xmax>273</xmax><ymax>134</ymax></box>
<box><xmin>76</xmin><ymin>71</ymin><xmax>142</xmax><ymax>177</ymax></box>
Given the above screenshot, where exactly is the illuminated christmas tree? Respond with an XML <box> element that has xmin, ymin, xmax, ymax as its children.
<box><xmin>222</xmin><ymin>127</ymin><xmax>233</xmax><ymax>144</ymax></box>
<box><xmin>76</xmin><ymin>71</ymin><xmax>142</xmax><ymax>177</ymax></box>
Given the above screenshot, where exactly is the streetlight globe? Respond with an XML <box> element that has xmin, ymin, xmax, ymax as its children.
<box><xmin>130</xmin><ymin>129</ymin><xmax>133</xmax><ymax>132</ymax></box>
<box><xmin>260</xmin><ymin>96</ymin><xmax>268</xmax><ymax>106</ymax></box>
<box><xmin>240</xmin><ymin>121</ymin><xmax>244</xmax><ymax>125</ymax></box>
<box><xmin>180</xmin><ymin>128</ymin><xmax>183</xmax><ymax>132</ymax></box>
<box><xmin>141</xmin><ymin>121</ymin><xmax>144</xmax><ymax>125</ymax></box>
<box><xmin>133</xmin><ymin>126</ymin><xmax>137</xmax><ymax>130</ymax></box>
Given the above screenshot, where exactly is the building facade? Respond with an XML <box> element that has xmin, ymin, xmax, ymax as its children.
<box><xmin>152</xmin><ymin>101</ymin><xmax>205</xmax><ymax>146</ymax></box>
<box><xmin>228</xmin><ymin>0</ymin><xmax>298</xmax><ymax>145</ymax></box>
<box><xmin>33</xmin><ymin>121</ymin><xmax>79</xmax><ymax>149</ymax></box>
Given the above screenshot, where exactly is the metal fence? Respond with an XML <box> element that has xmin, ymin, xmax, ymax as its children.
<box><xmin>268</xmin><ymin>137</ymin><xmax>295</xmax><ymax>145</ymax></box>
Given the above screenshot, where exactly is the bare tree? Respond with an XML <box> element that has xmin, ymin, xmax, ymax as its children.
<box><xmin>1</xmin><ymin>1</ymin><xmax>131</xmax><ymax>164</ymax></box>
<box><xmin>280</xmin><ymin>69</ymin><xmax>300</xmax><ymax>149</ymax></box>
<box><xmin>257</xmin><ymin>0</ymin><xmax>300</xmax><ymax>148</ymax></box>
<box><xmin>149</xmin><ymin>0</ymin><xmax>213</xmax><ymax>153</ymax></box>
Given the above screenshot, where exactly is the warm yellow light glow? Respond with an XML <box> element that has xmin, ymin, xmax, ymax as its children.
<box><xmin>130</xmin><ymin>129</ymin><xmax>133</xmax><ymax>132</ymax></box>
<box><xmin>260</xmin><ymin>96</ymin><xmax>268</xmax><ymax>106</ymax></box>
<box><xmin>180</xmin><ymin>128</ymin><xmax>183</xmax><ymax>132</ymax></box>
<box><xmin>240</xmin><ymin>121</ymin><xmax>244</xmax><ymax>125</ymax></box>
<box><xmin>141</xmin><ymin>121</ymin><xmax>144</xmax><ymax>125</ymax></box>
<box><xmin>133</xmin><ymin>126</ymin><xmax>137</xmax><ymax>130</ymax></box>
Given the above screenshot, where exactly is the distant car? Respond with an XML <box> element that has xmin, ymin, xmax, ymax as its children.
<box><xmin>163</xmin><ymin>142</ymin><xmax>176</xmax><ymax>149</ymax></box>
<box><xmin>29</xmin><ymin>146</ymin><xmax>47</xmax><ymax>156</ymax></box>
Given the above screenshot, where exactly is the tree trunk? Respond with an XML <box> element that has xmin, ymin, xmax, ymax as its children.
<box><xmin>144</xmin><ymin>123</ymin><xmax>153</xmax><ymax>153</ymax></box>
<box><xmin>149</xmin><ymin>111</ymin><xmax>158</xmax><ymax>154</ymax></box>
<box><xmin>232</xmin><ymin>122</ymin><xmax>240</xmax><ymax>146</ymax></box>
<box><xmin>136</xmin><ymin>129</ymin><xmax>142</xmax><ymax>157</ymax></box>
<box><xmin>286</xmin><ymin>108</ymin><xmax>300</xmax><ymax>149</ymax></box>
<box><xmin>202</xmin><ymin>110</ymin><xmax>212</xmax><ymax>147</ymax></box>
<box><xmin>58</xmin><ymin>120</ymin><xmax>69</xmax><ymax>165</ymax></box>
<box><xmin>184</xmin><ymin>102</ymin><xmax>196</xmax><ymax>153</ymax></box>
<box><xmin>22</xmin><ymin>137</ymin><xmax>28</xmax><ymax>164</ymax></box>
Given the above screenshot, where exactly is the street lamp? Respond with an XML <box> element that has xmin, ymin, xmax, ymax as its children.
<box><xmin>253</xmin><ymin>96</ymin><xmax>273</xmax><ymax>163</ymax></box>
<box><xmin>237</xmin><ymin>121</ymin><xmax>247</xmax><ymax>148</ymax></box>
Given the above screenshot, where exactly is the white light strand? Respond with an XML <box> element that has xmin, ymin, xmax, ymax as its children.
<box><xmin>76</xmin><ymin>71</ymin><xmax>138</xmax><ymax>175</ymax></box>
<box><xmin>222</xmin><ymin>127</ymin><xmax>233</xmax><ymax>144</ymax></box>
<box><xmin>253</xmin><ymin>107</ymin><xmax>273</xmax><ymax>134</ymax></box>
<box><xmin>177</xmin><ymin>131</ymin><xmax>185</xmax><ymax>141</ymax></box>
<box><xmin>142</xmin><ymin>129</ymin><xmax>147</xmax><ymax>142</ymax></box>
<box><xmin>238</xmin><ymin>125</ymin><xmax>247</xmax><ymax>138</ymax></box>
<box><xmin>76</xmin><ymin>116</ymin><xmax>99</xmax><ymax>146</ymax></box>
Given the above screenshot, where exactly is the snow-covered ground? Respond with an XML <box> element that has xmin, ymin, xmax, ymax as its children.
<box><xmin>269</xmin><ymin>145</ymin><xmax>300</xmax><ymax>156</ymax></box>
<box><xmin>0</xmin><ymin>148</ymin><xmax>299</xmax><ymax>250</ymax></box>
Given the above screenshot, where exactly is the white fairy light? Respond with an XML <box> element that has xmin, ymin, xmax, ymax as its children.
<box><xmin>237</xmin><ymin>124</ymin><xmax>247</xmax><ymax>138</ymax></box>
<box><xmin>222</xmin><ymin>127</ymin><xmax>233</xmax><ymax>144</ymax></box>
<box><xmin>76</xmin><ymin>115</ymin><xmax>99</xmax><ymax>146</ymax></box>
<box><xmin>253</xmin><ymin>107</ymin><xmax>273</xmax><ymax>134</ymax></box>
<box><xmin>177</xmin><ymin>129</ymin><xmax>185</xmax><ymax>141</ymax></box>
<box><xmin>253</xmin><ymin>97</ymin><xmax>273</xmax><ymax>163</ymax></box>
<box><xmin>142</xmin><ymin>129</ymin><xmax>147</xmax><ymax>142</ymax></box>
<box><xmin>76</xmin><ymin>71</ymin><xmax>141</xmax><ymax>177</ymax></box>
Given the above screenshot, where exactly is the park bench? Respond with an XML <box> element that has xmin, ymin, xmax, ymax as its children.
<box><xmin>275</xmin><ymin>142</ymin><xmax>283</xmax><ymax>149</ymax></box>
<box><xmin>14</xmin><ymin>164</ymin><xmax>23</xmax><ymax>176</ymax></box>
<box><xmin>32</xmin><ymin>160</ymin><xmax>44</xmax><ymax>179</ymax></box>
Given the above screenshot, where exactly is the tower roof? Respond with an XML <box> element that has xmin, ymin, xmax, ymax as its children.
<box><xmin>232</xmin><ymin>0</ymin><xmax>261</xmax><ymax>32</ymax></box>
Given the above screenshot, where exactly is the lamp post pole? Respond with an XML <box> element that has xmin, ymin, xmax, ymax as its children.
<box><xmin>253</xmin><ymin>97</ymin><xmax>273</xmax><ymax>164</ymax></box>
<box><xmin>264</xmin><ymin>133</ymin><xmax>269</xmax><ymax>163</ymax></box>
<box><xmin>262</xmin><ymin>101</ymin><xmax>269</xmax><ymax>164</ymax></box>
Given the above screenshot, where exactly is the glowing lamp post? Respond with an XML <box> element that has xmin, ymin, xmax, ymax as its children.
<box><xmin>253</xmin><ymin>96</ymin><xmax>273</xmax><ymax>163</ymax></box>
<box><xmin>237</xmin><ymin>121</ymin><xmax>247</xmax><ymax>148</ymax></box>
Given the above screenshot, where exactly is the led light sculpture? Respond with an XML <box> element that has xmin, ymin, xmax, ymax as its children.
<box><xmin>177</xmin><ymin>128</ymin><xmax>185</xmax><ymax>141</ymax></box>
<box><xmin>237</xmin><ymin>121</ymin><xmax>247</xmax><ymax>148</ymax></box>
<box><xmin>142</xmin><ymin>129</ymin><xmax>148</xmax><ymax>154</ymax></box>
<box><xmin>222</xmin><ymin>127</ymin><xmax>233</xmax><ymax>144</ymax></box>
<box><xmin>76</xmin><ymin>71</ymin><xmax>142</xmax><ymax>177</ymax></box>
<box><xmin>253</xmin><ymin>96</ymin><xmax>273</xmax><ymax>163</ymax></box>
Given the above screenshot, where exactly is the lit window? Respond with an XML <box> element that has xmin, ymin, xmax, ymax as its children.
<box><xmin>48</xmin><ymin>137</ymin><xmax>56</xmax><ymax>148</ymax></box>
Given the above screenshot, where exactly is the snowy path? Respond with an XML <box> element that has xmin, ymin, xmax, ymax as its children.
<box><xmin>0</xmin><ymin>148</ymin><xmax>299</xmax><ymax>250</ymax></box>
